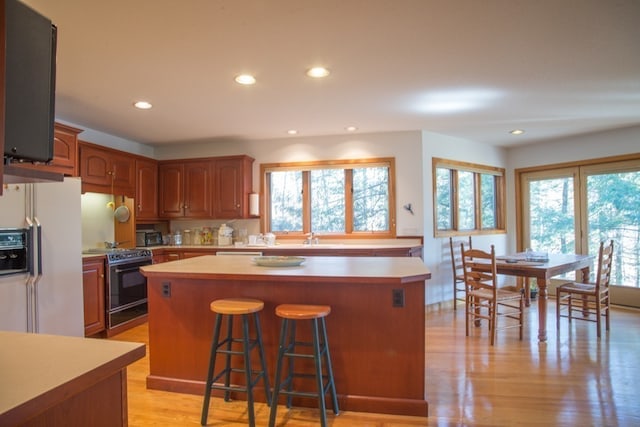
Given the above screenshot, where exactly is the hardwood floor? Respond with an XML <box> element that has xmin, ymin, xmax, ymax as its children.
<box><xmin>112</xmin><ymin>301</ymin><xmax>640</xmax><ymax>426</ymax></box>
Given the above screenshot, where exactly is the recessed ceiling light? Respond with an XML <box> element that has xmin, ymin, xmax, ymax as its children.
<box><xmin>306</xmin><ymin>67</ymin><xmax>330</xmax><ymax>78</ymax></box>
<box><xmin>287</xmin><ymin>129</ymin><xmax>298</xmax><ymax>135</ymax></box>
<box><xmin>235</xmin><ymin>74</ymin><xmax>256</xmax><ymax>85</ymax></box>
<box><xmin>133</xmin><ymin>101</ymin><xmax>152</xmax><ymax>110</ymax></box>
<box><xmin>510</xmin><ymin>129</ymin><xmax>525</xmax><ymax>135</ymax></box>
<box><xmin>345</xmin><ymin>126</ymin><xmax>358</xmax><ymax>132</ymax></box>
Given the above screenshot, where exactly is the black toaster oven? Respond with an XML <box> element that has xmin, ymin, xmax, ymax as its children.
<box><xmin>135</xmin><ymin>231</ymin><xmax>163</xmax><ymax>247</ymax></box>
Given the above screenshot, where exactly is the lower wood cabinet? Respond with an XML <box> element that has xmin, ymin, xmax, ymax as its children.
<box><xmin>82</xmin><ymin>258</ymin><xmax>106</xmax><ymax>336</ymax></box>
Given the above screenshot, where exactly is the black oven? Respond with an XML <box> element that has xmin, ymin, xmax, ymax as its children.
<box><xmin>106</xmin><ymin>249</ymin><xmax>152</xmax><ymax>328</ymax></box>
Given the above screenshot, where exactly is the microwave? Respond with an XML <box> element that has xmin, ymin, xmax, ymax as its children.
<box><xmin>136</xmin><ymin>231</ymin><xmax>163</xmax><ymax>247</ymax></box>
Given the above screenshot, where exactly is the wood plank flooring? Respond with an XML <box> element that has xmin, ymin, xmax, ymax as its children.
<box><xmin>111</xmin><ymin>300</ymin><xmax>640</xmax><ymax>426</ymax></box>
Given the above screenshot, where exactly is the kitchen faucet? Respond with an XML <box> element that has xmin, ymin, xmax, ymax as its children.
<box><xmin>303</xmin><ymin>232</ymin><xmax>319</xmax><ymax>245</ymax></box>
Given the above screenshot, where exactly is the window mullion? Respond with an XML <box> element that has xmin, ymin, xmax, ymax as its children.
<box><xmin>474</xmin><ymin>172</ymin><xmax>482</xmax><ymax>229</ymax></box>
<box><xmin>345</xmin><ymin>169</ymin><xmax>353</xmax><ymax>233</ymax></box>
<box><xmin>302</xmin><ymin>171</ymin><xmax>311</xmax><ymax>234</ymax></box>
<box><xmin>452</xmin><ymin>169</ymin><xmax>459</xmax><ymax>231</ymax></box>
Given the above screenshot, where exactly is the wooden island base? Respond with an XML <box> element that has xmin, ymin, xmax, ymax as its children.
<box><xmin>142</xmin><ymin>255</ymin><xmax>430</xmax><ymax>417</ymax></box>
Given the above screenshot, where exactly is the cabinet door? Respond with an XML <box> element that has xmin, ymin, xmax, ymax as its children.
<box><xmin>51</xmin><ymin>123</ymin><xmax>80</xmax><ymax>175</ymax></box>
<box><xmin>214</xmin><ymin>157</ymin><xmax>251</xmax><ymax>218</ymax></box>
<box><xmin>82</xmin><ymin>259</ymin><xmax>106</xmax><ymax>336</ymax></box>
<box><xmin>184</xmin><ymin>161</ymin><xmax>212</xmax><ymax>217</ymax></box>
<box><xmin>158</xmin><ymin>163</ymin><xmax>184</xmax><ymax>217</ymax></box>
<box><xmin>111</xmin><ymin>154</ymin><xmax>136</xmax><ymax>195</ymax></box>
<box><xmin>80</xmin><ymin>144</ymin><xmax>112</xmax><ymax>186</ymax></box>
<box><xmin>136</xmin><ymin>158</ymin><xmax>158</xmax><ymax>220</ymax></box>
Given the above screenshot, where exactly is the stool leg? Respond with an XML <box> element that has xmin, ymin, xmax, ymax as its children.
<box><xmin>201</xmin><ymin>313</ymin><xmax>223</xmax><ymax>426</ymax></box>
<box><xmin>241</xmin><ymin>314</ymin><xmax>256</xmax><ymax>427</ymax></box>
<box><xmin>285</xmin><ymin>319</ymin><xmax>296</xmax><ymax>409</ymax></box>
<box><xmin>253</xmin><ymin>311</ymin><xmax>272</xmax><ymax>406</ymax></box>
<box><xmin>269</xmin><ymin>318</ymin><xmax>290</xmax><ymax>427</ymax></box>
<box><xmin>320</xmin><ymin>317</ymin><xmax>339</xmax><ymax>415</ymax></box>
<box><xmin>223</xmin><ymin>315</ymin><xmax>234</xmax><ymax>402</ymax></box>
<box><xmin>311</xmin><ymin>318</ymin><xmax>328</xmax><ymax>427</ymax></box>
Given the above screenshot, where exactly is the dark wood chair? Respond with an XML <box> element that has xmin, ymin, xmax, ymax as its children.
<box><xmin>556</xmin><ymin>240</ymin><xmax>614</xmax><ymax>338</ymax></box>
<box><xmin>449</xmin><ymin>236</ymin><xmax>472</xmax><ymax>310</ymax></box>
<box><xmin>462</xmin><ymin>244</ymin><xmax>524</xmax><ymax>346</ymax></box>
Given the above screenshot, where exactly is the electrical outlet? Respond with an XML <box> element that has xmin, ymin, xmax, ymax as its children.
<box><xmin>162</xmin><ymin>282</ymin><xmax>171</xmax><ymax>298</ymax></box>
<box><xmin>392</xmin><ymin>288</ymin><xmax>404</xmax><ymax>307</ymax></box>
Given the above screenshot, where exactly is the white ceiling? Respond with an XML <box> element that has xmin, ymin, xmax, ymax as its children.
<box><xmin>22</xmin><ymin>0</ymin><xmax>640</xmax><ymax>147</ymax></box>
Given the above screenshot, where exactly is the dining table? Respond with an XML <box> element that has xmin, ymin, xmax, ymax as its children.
<box><xmin>492</xmin><ymin>253</ymin><xmax>594</xmax><ymax>342</ymax></box>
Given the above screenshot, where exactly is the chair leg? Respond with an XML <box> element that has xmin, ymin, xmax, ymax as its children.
<box><xmin>490</xmin><ymin>302</ymin><xmax>497</xmax><ymax>346</ymax></box>
<box><xmin>519</xmin><ymin>297</ymin><xmax>524</xmax><ymax>340</ymax></box>
<box><xmin>465</xmin><ymin>295</ymin><xmax>470</xmax><ymax>337</ymax></box>
<box><xmin>605</xmin><ymin>297</ymin><xmax>611</xmax><ymax>332</ymax></box>
<box><xmin>596</xmin><ymin>298</ymin><xmax>602</xmax><ymax>338</ymax></box>
<box><xmin>453</xmin><ymin>280</ymin><xmax>457</xmax><ymax>311</ymax></box>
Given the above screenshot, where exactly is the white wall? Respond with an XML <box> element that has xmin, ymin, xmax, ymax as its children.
<box><xmin>421</xmin><ymin>131</ymin><xmax>509</xmax><ymax>306</ymax></box>
<box><xmin>57</xmin><ymin>119</ymin><xmax>155</xmax><ymax>158</ymax></box>
<box><xmin>80</xmin><ymin>192</ymin><xmax>116</xmax><ymax>250</ymax></box>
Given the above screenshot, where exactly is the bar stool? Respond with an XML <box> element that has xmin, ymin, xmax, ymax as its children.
<box><xmin>201</xmin><ymin>298</ymin><xmax>271</xmax><ymax>427</ymax></box>
<box><xmin>268</xmin><ymin>304</ymin><xmax>339</xmax><ymax>427</ymax></box>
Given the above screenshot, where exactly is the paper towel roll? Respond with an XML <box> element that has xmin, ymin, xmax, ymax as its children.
<box><xmin>249</xmin><ymin>193</ymin><xmax>259</xmax><ymax>216</ymax></box>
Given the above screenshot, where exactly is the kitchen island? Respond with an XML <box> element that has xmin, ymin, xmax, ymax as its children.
<box><xmin>0</xmin><ymin>331</ymin><xmax>145</xmax><ymax>426</ymax></box>
<box><xmin>141</xmin><ymin>255</ymin><xmax>431</xmax><ymax>417</ymax></box>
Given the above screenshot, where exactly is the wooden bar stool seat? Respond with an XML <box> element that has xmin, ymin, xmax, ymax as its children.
<box><xmin>201</xmin><ymin>298</ymin><xmax>271</xmax><ymax>427</ymax></box>
<box><xmin>268</xmin><ymin>304</ymin><xmax>339</xmax><ymax>427</ymax></box>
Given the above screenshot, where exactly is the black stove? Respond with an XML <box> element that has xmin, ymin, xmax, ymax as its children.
<box><xmin>83</xmin><ymin>248</ymin><xmax>153</xmax><ymax>331</ymax></box>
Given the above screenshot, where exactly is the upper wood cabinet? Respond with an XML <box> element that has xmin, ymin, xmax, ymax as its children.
<box><xmin>4</xmin><ymin>122</ymin><xmax>82</xmax><ymax>177</ymax></box>
<box><xmin>213</xmin><ymin>155</ymin><xmax>254</xmax><ymax>219</ymax></box>
<box><xmin>79</xmin><ymin>141</ymin><xmax>135</xmax><ymax>197</ymax></box>
<box><xmin>50</xmin><ymin>123</ymin><xmax>82</xmax><ymax>176</ymax></box>
<box><xmin>158</xmin><ymin>160</ymin><xmax>212</xmax><ymax>218</ymax></box>
<box><xmin>135</xmin><ymin>158</ymin><xmax>158</xmax><ymax>220</ymax></box>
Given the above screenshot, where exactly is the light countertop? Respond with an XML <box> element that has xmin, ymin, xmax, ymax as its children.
<box><xmin>141</xmin><ymin>254</ymin><xmax>430</xmax><ymax>282</ymax></box>
<box><xmin>0</xmin><ymin>331</ymin><xmax>145</xmax><ymax>421</ymax></box>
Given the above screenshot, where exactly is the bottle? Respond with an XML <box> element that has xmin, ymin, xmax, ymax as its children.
<box><xmin>218</xmin><ymin>224</ymin><xmax>233</xmax><ymax>246</ymax></box>
<box><xmin>173</xmin><ymin>231</ymin><xmax>182</xmax><ymax>246</ymax></box>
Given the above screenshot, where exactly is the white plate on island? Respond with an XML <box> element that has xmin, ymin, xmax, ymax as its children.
<box><xmin>252</xmin><ymin>256</ymin><xmax>306</xmax><ymax>267</ymax></box>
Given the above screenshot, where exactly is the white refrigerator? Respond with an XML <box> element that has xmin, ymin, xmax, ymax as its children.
<box><xmin>0</xmin><ymin>177</ymin><xmax>84</xmax><ymax>336</ymax></box>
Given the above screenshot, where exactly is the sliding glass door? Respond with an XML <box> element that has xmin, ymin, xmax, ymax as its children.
<box><xmin>519</xmin><ymin>158</ymin><xmax>640</xmax><ymax>307</ymax></box>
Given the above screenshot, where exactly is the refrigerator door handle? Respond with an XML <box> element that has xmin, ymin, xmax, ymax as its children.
<box><xmin>25</xmin><ymin>217</ymin><xmax>36</xmax><ymax>332</ymax></box>
<box><xmin>34</xmin><ymin>218</ymin><xmax>43</xmax><ymax>278</ymax></box>
<box><xmin>25</xmin><ymin>217</ymin><xmax>35</xmax><ymax>276</ymax></box>
<box><xmin>33</xmin><ymin>218</ymin><xmax>43</xmax><ymax>332</ymax></box>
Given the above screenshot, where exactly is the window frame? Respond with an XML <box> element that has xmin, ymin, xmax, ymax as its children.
<box><xmin>432</xmin><ymin>157</ymin><xmax>506</xmax><ymax>237</ymax></box>
<box><xmin>260</xmin><ymin>157</ymin><xmax>396</xmax><ymax>240</ymax></box>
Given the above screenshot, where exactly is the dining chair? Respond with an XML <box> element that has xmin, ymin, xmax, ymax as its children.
<box><xmin>449</xmin><ymin>236</ymin><xmax>472</xmax><ymax>311</ymax></box>
<box><xmin>556</xmin><ymin>240</ymin><xmax>614</xmax><ymax>338</ymax></box>
<box><xmin>461</xmin><ymin>244</ymin><xmax>524</xmax><ymax>346</ymax></box>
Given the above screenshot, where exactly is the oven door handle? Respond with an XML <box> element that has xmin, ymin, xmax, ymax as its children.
<box><xmin>113</xmin><ymin>265</ymin><xmax>147</xmax><ymax>274</ymax></box>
